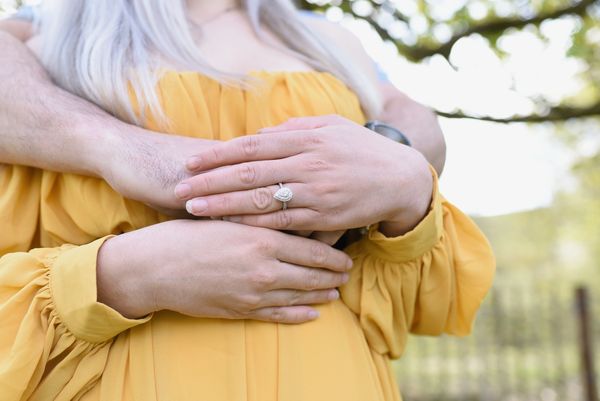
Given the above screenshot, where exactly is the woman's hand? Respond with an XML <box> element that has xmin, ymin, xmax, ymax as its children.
<box><xmin>176</xmin><ymin>115</ymin><xmax>433</xmax><ymax>236</ymax></box>
<box><xmin>97</xmin><ymin>219</ymin><xmax>352</xmax><ymax>323</ymax></box>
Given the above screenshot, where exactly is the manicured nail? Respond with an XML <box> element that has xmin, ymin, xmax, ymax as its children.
<box><xmin>308</xmin><ymin>310</ymin><xmax>320</xmax><ymax>319</ymax></box>
<box><xmin>328</xmin><ymin>290</ymin><xmax>339</xmax><ymax>300</ymax></box>
<box><xmin>186</xmin><ymin>156</ymin><xmax>202</xmax><ymax>171</ymax></box>
<box><xmin>223</xmin><ymin>216</ymin><xmax>242</xmax><ymax>223</ymax></box>
<box><xmin>186</xmin><ymin>199</ymin><xmax>208</xmax><ymax>214</ymax></box>
<box><xmin>174</xmin><ymin>183</ymin><xmax>191</xmax><ymax>199</ymax></box>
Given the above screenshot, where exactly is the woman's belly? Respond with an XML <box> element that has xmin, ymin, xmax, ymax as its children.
<box><xmin>87</xmin><ymin>300</ymin><xmax>391</xmax><ymax>401</ymax></box>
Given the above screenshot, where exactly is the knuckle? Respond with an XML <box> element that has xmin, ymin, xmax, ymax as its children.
<box><xmin>252</xmin><ymin>268</ymin><xmax>277</xmax><ymax>288</ymax></box>
<box><xmin>336</xmin><ymin>273</ymin><xmax>348</xmax><ymax>287</ymax></box>
<box><xmin>197</xmin><ymin>175</ymin><xmax>213</xmax><ymax>193</ymax></box>
<box><xmin>209</xmin><ymin>146</ymin><xmax>223</xmax><ymax>164</ymax></box>
<box><xmin>314</xmin><ymin>182</ymin><xmax>337</xmax><ymax>197</ymax></box>
<box><xmin>242</xmin><ymin>136</ymin><xmax>260</xmax><ymax>157</ymax></box>
<box><xmin>216</xmin><ymin>195</ymin><xmax>231</xmax><ymax>211</ymax></box>
<box><xmin>287</xmin><ymin>290</ymin><xmax>302</xmax><ymax>306</ymax></box>
<box><xmin>237</xmin><ymin>294</ymin><xmax>261</xmax><ymax>311</ymax></box>
<box><xmin>300</xmin><ymin>134</ymin><xmax>324</xmax><ymax>147</ymax></box>
<box><xmin>255</xmin><ymin>239</ymin><xmax>273</xmax><ymax>254</ymax></box>
<box><xmin>275</xmin><ymin>211</ymin><xmax>293</xmax><ymax>229</ymax></box>
<box><xmin>270</xmin><ymin>308</ymin><xmax>285</xmax><ymax>322</ymax></box>
<box><xmin>251</xmin><ymin>187</ymin><xmax>273</xmax><ymax>210</ymax></box>
<box><xmin>310</xmin><ymin>243</ymin><xmax>328</xmax><ymax>266</ymax></box>
<box><xmin>305</xmin><ymin>158</ymin><xmax>329</xmax><ymax>172</ymax></box>
<box><xmin>328</xmin><ymin>205</ymin><xmax>343</xmax><ymax>217</ymax></box>
<box><xmin>238</xmin><ymin>164</ymin><xmax>258</xmax><ymax>185</ymax></box>
<box><xmin>307</xmin><ymin>269</ymin><xmax>322</xmax><ymax>290</ymax></box>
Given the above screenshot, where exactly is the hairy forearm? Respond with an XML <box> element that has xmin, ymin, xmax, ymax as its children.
<box><xmin>0</xmin><ymin>31</ymin><xmax>125</xmax><ymax>177</ymax></box>
<box><xmin>379</xmin><ymin>84</ymin><xmax>446</xmax><ymax>175</ymax></box>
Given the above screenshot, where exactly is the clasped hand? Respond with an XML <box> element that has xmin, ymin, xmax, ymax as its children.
<box><xmin>176</xmin><ymin>115</ymin><xmax>433</xmax><ymax>236</ymax></box>
<box><xmin>98</xmin><ymin>115</ymin><xmax>433</xmax><ymax>323</ymax></box>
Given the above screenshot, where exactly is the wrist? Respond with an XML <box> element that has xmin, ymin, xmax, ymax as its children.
<box><xmin>97</xmin><ymin>234</ymin><xmax>155</xmax><ymax>318</ymax></box>
<box><xmin>67</xmin><ymin>112</ymin><xmax>125</xmax><ymax>178</ymax></box>
<box><xmin>380</xmin><ymin>152</ymin><xmax>433</xmax><ymax>237</ymax></box>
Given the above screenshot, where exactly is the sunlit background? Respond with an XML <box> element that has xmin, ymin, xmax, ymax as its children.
<box><xmin>1</xmin><ymin>1</ymin><xmax>599</xmax><ymax>400</ymax></box>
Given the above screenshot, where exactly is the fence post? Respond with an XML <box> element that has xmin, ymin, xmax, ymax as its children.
<box><xmin>575</xmin><ymin>286</ymin><xmax>598</xmax><ymax>401</ymax></box>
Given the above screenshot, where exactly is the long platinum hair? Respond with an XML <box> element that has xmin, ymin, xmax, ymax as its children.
<box><xmin>37</xmin><ymin>0</ymin><xmax>381</xmax><ymax>126</ymax></box>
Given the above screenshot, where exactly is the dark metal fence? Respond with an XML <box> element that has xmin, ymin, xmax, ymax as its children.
<box><xmin>394</xmin><ymin>281</ymin><xmax>600</xmax><ymax>401</ymax></box>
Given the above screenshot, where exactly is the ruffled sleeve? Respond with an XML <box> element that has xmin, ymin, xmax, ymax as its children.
<box><xmin>0</xmin><ymin>166</ymin><xmax>150</xmax><ymax>400</ymax></box>
<box><xmin>340</xmin><ymin>168</ymin><xmax>495</xmax><ymax>359</ymax></box>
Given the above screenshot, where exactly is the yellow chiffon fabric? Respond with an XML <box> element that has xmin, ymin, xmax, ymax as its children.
<box><xmin>0</xmin><ymin>71</ymin><xmax>495</xmax><ymax>401</ymax></box>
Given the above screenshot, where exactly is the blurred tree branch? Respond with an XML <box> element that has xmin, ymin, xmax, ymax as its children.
<box><xmin>395</xmin><ymin>0</ymin><xmax>598</xmax><ymax>62</ymax></box>
<box><xmin>301</xmin><ymin>0</ymin><xmax>598</xmax><ymax>61</ymax></box>
<box><xmin>437</xmin><ymin>102</ymin><xmax>600</xmax><ymax>123</ymax></box>
<box><xmin>300</xmin><ymin>0</ymin><xmax>600</xmax><ymax>124</ymax></box>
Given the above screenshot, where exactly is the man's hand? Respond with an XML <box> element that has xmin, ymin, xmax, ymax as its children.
<box><xmin>100</xmin><ymin>126</ymin><xmax>217</xmax><ymax>214</ymax></box>
<box><xmin>97</xmin><ymin>219</ymin><xmax>352</xmax><ymax>322</ymax></box>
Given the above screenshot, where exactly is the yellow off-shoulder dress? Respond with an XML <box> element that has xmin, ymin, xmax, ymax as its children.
<box><xmin>0</xmin><ymin>71</ymin><xmax>495</xmax><ymax>401</ymax></box>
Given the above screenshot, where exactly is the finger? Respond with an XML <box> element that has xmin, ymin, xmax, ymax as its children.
<box><xmin>225</xmin><ymin>209</ymin><xmax>326</xmax><ymax>232</ymax></box>
<box><xmin>185</xmin><ymin>183</ymin><xmax>310</xmax><ymax>217</ymax></box>
<box><xmin>177</xmin><ymin>159</ymin><xmax>298</xmax><ymax>200</ymax></box>
<box><xmin>291</xmin><ymin>230</ymin><xmax>313</xmax><ymax>237</ymax></box>
<box><xmin>258</xmin><ymin>116</ymin><xmax>327</xmax><ymax>134</ymax></box>
<box><xmin>272</xmin><ymin>262</ymin><xmax>350</xmax><ymax>290</ymax></box>
<box><xmin>185</xmin><ymin>131</ymin><xmax>321</xmax><ymax>172</ymax></box>
<box><xmin>258</xmin><ymin>115</ymin><xmax>353</xmax><ymax>134</ymax></box>
<box><xmin>247</xmin><ymin>306</ymin><xmax>320</xmax><ymax>324</ymax></box>
<box><xmin>272</xmin><ymin>234</ymin><xmax>353</xmax><ymax>272</ymax></box>
<box><xmin>258</xmin><ymin>288</ymin><xmax>339</xmax><ymax>308</ymax></box>
<box><xmin>311</xmin><ymin>230</ymin><xmax>346</xmax><ymax>246</ymax></box>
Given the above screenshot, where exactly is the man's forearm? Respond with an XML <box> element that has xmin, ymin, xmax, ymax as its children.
<box><xmin>0</xmin><ymin>31</ymin><xmax>124</xmax><ymax>177</ymax></box>
<box><xmin>380</xmin><ymin>84</ymin><xmax>446</xmax><ymax>175</ymax></box>
<box><xmin>0</xmin><ymin>29</ymin><xmax>217</xmax><ymax>211</ymax></box>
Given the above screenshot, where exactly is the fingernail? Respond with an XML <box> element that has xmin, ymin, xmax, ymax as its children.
<box><xmin>328</xmin><ymin>290</ymin><xmax>339</xmax><ymax>300</ymax></box>
<box><xmin>308</xmin><ymin>310</ymin><xmax>320</xmax><ymax>319</ymax></box>
<box><xmin>174</xmin><ymin>183</ymin><xmax>191</xmax><ymax>199</ymax></box>
<box><xmin>223</xmin><ymin>216</ymin><xmax>242</xmax><ymax>223</ymax></box>
<box><xmin>186</xmin><ymin>156</ymin><xmax>202</xmax><ymax>171</ymax></box>
<box><xmin>342</xmin><ymin>273</ymin><xmax>350</xmax><ymax>283</ymax></box>
<box><xmin>186</xmin><ymin>199</ymin><xmax>208</xmax><ymax>214</ymax></box>
<box><xmin>346</xmin><ymin>259</ymin><xmax>354</xmax><ymax>270</ymax></box>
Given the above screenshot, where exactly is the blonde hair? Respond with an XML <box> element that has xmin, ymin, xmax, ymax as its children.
<box><xmin>38</xmin><ymin>0</ymin><xmax>381</xmax><ymax>125</ymax></box>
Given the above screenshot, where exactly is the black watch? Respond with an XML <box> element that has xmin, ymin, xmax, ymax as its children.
<box><xmin>364</xmin><ymin>120</ymin><xmax>411</xmax><ymax>146</ymax></box>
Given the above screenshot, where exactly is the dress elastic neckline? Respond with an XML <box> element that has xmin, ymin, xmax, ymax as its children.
<box><xmin>161</xmin><ymin>69</ymin><xmax>337</xmax><ymax>81</ymax></box>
